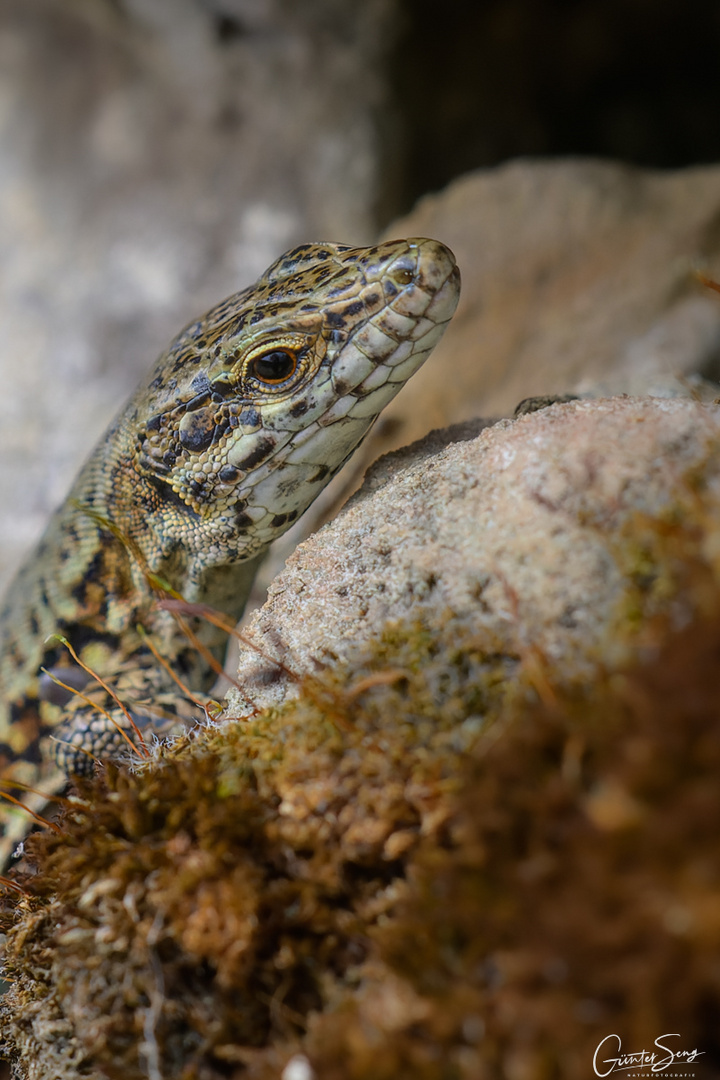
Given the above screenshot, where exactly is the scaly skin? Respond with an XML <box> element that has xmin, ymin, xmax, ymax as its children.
<box><xmin>0</xmin><ymin>237</ymin><xmax>460</xmax><ymax>869</ymax></box>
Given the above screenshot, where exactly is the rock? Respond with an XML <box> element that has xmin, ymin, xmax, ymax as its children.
<box><xmin>227</xmin><ymin>396</ymin><xmax>720</xmax><ymax>715</ymax></box>
<box><xmin>253</xmin><ymin>159</ymin><xmax>720</xmax><ymax>591</ymax></box>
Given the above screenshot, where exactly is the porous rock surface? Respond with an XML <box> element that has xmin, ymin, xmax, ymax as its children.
<box><xmin>228</xmin><ymin>396</ymin><xmax>720</xmax><ymax>716</ymax></box>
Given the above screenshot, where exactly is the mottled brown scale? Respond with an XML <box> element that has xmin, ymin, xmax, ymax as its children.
<box><xmin>0</xmin><ymin>237</ymin><xmax>460</xmax><ymax>869</ymax></box>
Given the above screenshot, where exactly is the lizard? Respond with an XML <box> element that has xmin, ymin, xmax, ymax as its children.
<box><xmin>0</xmin><ymin>237</ymin><xmax>461</xmax><ymax>871</ymax></box>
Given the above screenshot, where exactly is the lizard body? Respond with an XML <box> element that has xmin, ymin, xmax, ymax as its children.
<box><xmin>0</xmin><ymin>238</ymin><xmax>460</xmax><ymax>869</ymax></box>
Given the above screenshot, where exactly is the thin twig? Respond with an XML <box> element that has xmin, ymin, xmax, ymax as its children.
<box><xmin>158</xmin><ymin>598</ymin><xmax>300</xmax><ymax>682</ymax></box>
<box><xmin>0</xmin><ymin>790</ymin><xmax>61</xmax><ymax>832</ymax></box>
<box><xmin>136</xmin><ymin>625</ymin><xmax>206</xmax><ymax>710</ymax></box>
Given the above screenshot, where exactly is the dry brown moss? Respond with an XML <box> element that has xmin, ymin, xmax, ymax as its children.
<box><xmin>2</xmin><ymin>508</ymin><xmax>720</xmax><ymax>1078</ymax></box>
<box><xmin>0</xmin><ymin>626</ymin><xmax>518</xmax><ymax>1079</ymax></box>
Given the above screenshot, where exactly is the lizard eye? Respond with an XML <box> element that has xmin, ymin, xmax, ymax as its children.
<box><xmin>249</xmin><ymin>348</ymin><xmax>297</xmax><ymax>384</ymax></box>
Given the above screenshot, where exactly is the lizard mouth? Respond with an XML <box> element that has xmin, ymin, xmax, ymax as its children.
<box><xmin>211</xmin><ymin>238</ymin><xmax>460</xmax><ymax>552</ymax></box>
<box><xmin>326</xmin><ymin>237</ymin><xmax>461</xmax><ymax>403</ymax></box>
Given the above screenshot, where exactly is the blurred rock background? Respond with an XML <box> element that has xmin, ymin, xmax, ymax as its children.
<box><xmin>2</xmin><ymin>0</ymin><xmax>720</xmax><ymax>597</ymax></box>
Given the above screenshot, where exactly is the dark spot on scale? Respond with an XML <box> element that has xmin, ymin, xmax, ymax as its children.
<box><xmin>310</xmin><ymin>464</ymin><xmax>330</xmax><ymax>483</ymax></box>
<box><xmin>219</xmin><ymin>464</ymin><xmax>239</xmax><ymax>482</ymax></box>
<box><xmin>300</xmin><ymin>303</ymin><xmax>317</xmax><ymax>312</ymax></box>
<box><xmin>251</xmin><ymin>311</ymin><xmax>264</xmax><ymax>325</ymax></box>
<box><xmin>333</xmin><ymin>378</ymin><xmax>351</xmax><ymax>396</ymax></box>
<box><xmin>327</xmin><ymin>283</ymin><xmax>350</xmax><ymax>299</ymax></box>
<box><xmin>271</xmin><ymin>513</ymin><xmax>288</xmax><ymax>527</ymax></box>
<box><xmin>179</xmin><ymin>407</ymin><xmax>216</xmax><ymax>453</ymax></box>
<box><xmin>148</xmin><ymin>475</ymin><xmax>196</xmax><ymax>514</ymax></box>
<box><xmin>289</xmin><ymin>399</ymin><xmax>309</xmax><ymax>418</ymax></box>
<box><xmin>71</xmin><ymin>552</ymin><xmax>101</xmax><ymax>599</ymax></box>
<box><xmin>150</xmin><ymin>374</ymin><xmax>164</xmax><ymax>390</ymax></box>
<box><xmin>233</xmin><ymin>437</ymin><xmax>276</xmax><ymax>470</ymax></box>
<box><xmin>29</xmin><ymin>611</ymin><xmax>40</xmax><ymax>636</ymax></box>
<box><xmin>22</xmin><ymin>738</ymin><xmax>43</xmax><ymax>764</ymax></box>
<box><xmin>326</xmin><ymin>310</ymin><xmax>346</xmax><ymax>329</ymax></box>
<box><xmin>343</xmin><ymin>300</ymin><xmax>364</xmax><ymax>318</ymax></box>
<box><xmin>67</xmin><ymin>626</ymin><xmax>121</xmax><ymax>656</ymax></box>
<box><xmin>0</xmin><ymin>741</ymin><xmax>18</xmax><ymax>763</ymax></box>
<box><xmin>163</xmin><ymin>449</ymin><xmax>177</xmax><ymax>467</ymax></box>
<box><xmin>188</xmin><ymin>479</ymin><xmax>203</xmax><ymax>496</ymax></box>
<box><xmin>286</xmin><ymin>508</ymin><xmax>299</xmax><ymax>522</ymax></box>
<box><xmin>239</xmin><ymin>407</ymin><xmax>261</xmax><ymax>428</ymax></box>
<box><xmin>365</xmin><ymin>292</ymin><xmax>380</xmax><ymax>306</ymax></box>
<box><xmin>383</xmin><ymin>280</ymin><xmax>399</xmax><ymax>299</ymax></box>
<box><xmin>146</xmin><ymin>413</ymin><xmax>163</xmax><ymax>431</ymax></box>
<box><xmin>211</xmin><ymin>374</ymin><xmax>235</xmax><ymax>397</ymax></box>
<box><xmin>235</xmin><ymin>510</ymin><xmax>254</xmax><ymax>529</ymax></box>
<box><xmin>70</xmin><ymin>580</ymin><xmax>86</xmax><ymax>606</ymax></box>
<box><xmin>190</xmin><ymin>373</ymin><xmax>211</xmax><ymax>394</ymax></box>
<box><xmin>184</xmin><ymin>390</ymin><xmax>211</xmax><ymax>411</ymax></box>
<box><xmin>353</xmin><ymin>384</ymin><xmax>376</xmax><ymax>400</ymax></box>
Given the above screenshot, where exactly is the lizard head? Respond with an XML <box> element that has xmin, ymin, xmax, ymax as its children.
<box><xmin>132</xmin><ymin>237</ymin><xmax>460</xmax><ymax>558</ymax></box>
